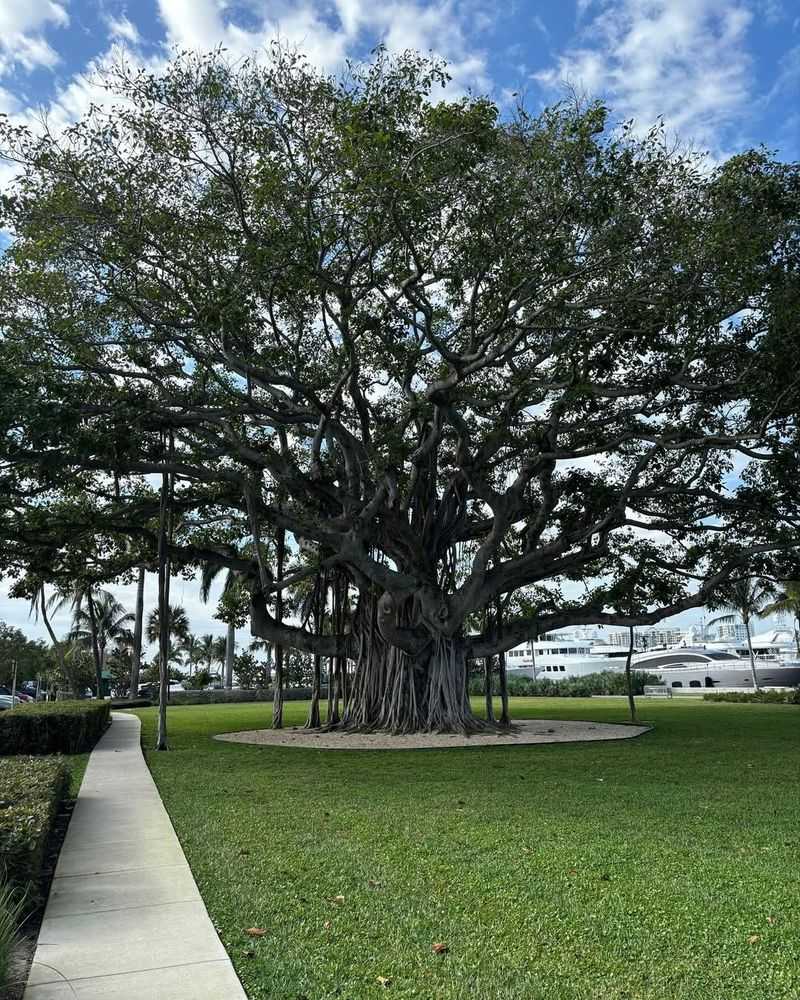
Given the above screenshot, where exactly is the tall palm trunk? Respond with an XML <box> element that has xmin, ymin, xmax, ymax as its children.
<box><xmin>224</xmin><ymin>621</ymin><xmax>235</xmax><ymax>689</ymax></box>
<box><xmin>40</xmin><ymin>590</ymin><xmax>71</xmax><ymax>697</ymax></box>
<box><xmin>744</xmin><ymin>615</ymin><xmax>760</xmax><ymax>691</ymax></box>
<box><xmin>85</xmin><ymin>590</ymin><xmax>103</xmax><ymax>700</ymax></box>
<box><xmin>129</xmin><ymin>565</ymin><xmax>145</xmax><ymax>700</ymax></box>
<box><xmin>624</xmin><ymin>625</ymin><xmax>638</xmax><ymax>723</ymax></box>
<box><xmin>794</xmin><ymin>614</ymin><xmax>800</xmax><ymax>657</ymax></box>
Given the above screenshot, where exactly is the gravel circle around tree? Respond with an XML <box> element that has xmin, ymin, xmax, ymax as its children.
<box><xmin>214</xmin><ymin>718</ymin><xmax>652</xmax><ymax>751</ymax></box>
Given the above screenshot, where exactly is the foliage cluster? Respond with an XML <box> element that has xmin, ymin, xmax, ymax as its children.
<box><xmin>470</xmin><ymin>669</ymin><xmax>660</xmax><ymax>698</ymax></box>
<box><xmin>0</xmin><ymin>755</ymin><xmax>69</xmax><ymax>898</ymax></box>
<box><xmin>0</xmin><ymin>878</ymin><xmax>23</xmax><ymax>994</ymax></box>
<box><xmin>233</xmin><ymin>652</ymin><xmax>270</xmax><ymax>690</ymax></box>
<box><xmin>0</xmin><ymin>623</ymin><xmax>51</xmax><ymax>688</ymax></box>
<box><xmin>703</xmin><ymin>688</ymin><xmax>800</xmax><ymax>704</ymax></box>
<box><xmin>0</xmin><ymin>701</ymin><xmax>110</xmax><ymax>756</ymax></box>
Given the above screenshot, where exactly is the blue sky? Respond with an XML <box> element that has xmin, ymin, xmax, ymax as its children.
<box><xmin>1</xmin><ymin>0</ymin><xmax>798</xmax><ymax>646</ymax></box>
<box><xmin>0</xmin><ymin>0</ymin><xmax>797</xmax><ymax>161</ymax></box>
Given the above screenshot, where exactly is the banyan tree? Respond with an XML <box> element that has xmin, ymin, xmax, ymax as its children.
<box><xmin>0</xmin><ymin>48</ymin><xmax>798</xmax><ymax>733</ymax></box>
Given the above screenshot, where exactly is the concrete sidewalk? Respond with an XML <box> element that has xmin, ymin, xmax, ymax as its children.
<box><xmin>24</xmin><ymin>712</ymin><xmax>248</xmax><ymax>1000</ymax></box>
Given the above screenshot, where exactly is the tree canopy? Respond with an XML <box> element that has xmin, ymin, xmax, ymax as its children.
<box><xmin>0</xmin><ymin>47</ymin><xmax>798</xmax><ymax>731</ymax></box>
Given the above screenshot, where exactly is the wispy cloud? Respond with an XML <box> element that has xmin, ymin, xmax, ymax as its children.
<box><xmin>0</xmin><ymin>0</ymin><xmax>69</xmax><ymax>74</ymax></box>
<box><xmin>104</xmin><ymin>14</ymin><xmax>142</xmax><ymax>46</ymax></box>
<box><xmin>534</xmin><ymin>0</ymin><xmax>755</xmax><ymax>152</ymax></box>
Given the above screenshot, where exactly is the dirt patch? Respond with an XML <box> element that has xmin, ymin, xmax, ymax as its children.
<box><xmin>214</xmin><ymin>718</ymin><xmax>651</xmax><ymax>751</ymax></box>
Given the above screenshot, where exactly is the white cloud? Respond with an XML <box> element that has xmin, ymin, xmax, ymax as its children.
<box><xmin>0</xmin><ymin>0</ymin><xmax>68</xmax><ymax>74</ymax></box>
<box><xmin>534</xmin><ymin>0</ymin><xmax>755</xmax><ymax>152</ymax></box>
<box><xmin>153</xmin><ymin>0</ymin><xmax>491</xmax><ymax>93</ymax></box>
<box><xmin>105</xmin><ymin>14</ymin><xmax>141</xmax><ymax>46</ymax></box>
<box><xmin>156</xmin><ymin>0</ymin><xmax>223</xmax><ymax>51</ymax></box>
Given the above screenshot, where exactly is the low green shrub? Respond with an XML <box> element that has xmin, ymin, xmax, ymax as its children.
<box><xmin>168</xmin><ymin>687</ymin><xmax>315</xmax><ymax>705</ymax></box>
<box><xmin>469</xmin><ymin>670</ymin><xmax>660</xmax><ymax>698</ymax></box>
<box><xmin>0</xmin><ymin>700</ymin><xmax>110</xmax><ymax>756</ymax></box>
<box><xmin>703</xmin><ymin>688</ymin><xmax>800</xmax><ymax>704</ymax></box>
<box><xmin>0</xmin><ymin>756</ymin><xmax>69</xmax><ymax>897</ymax></box>
<box><xmin>0</xmin><ymin>878</ymin><xmax>24</xmax><ymax>994</ymax></box>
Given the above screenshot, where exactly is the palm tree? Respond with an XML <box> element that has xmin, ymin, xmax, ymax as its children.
<box><xmin>180</xmin><ymin>633</ymin><xmax>201</xmax><ymax>678</ymax></box>
<box><xmin>200</xmin><ymin>564</ymin><xmax>239</xmax><ymax>690</ymax></box>
<box><xmin>70</xmin><ymin>590</ymin><xmax>135</xmax><ymax>697</ymax></box>
<box><xmin>108</xmin><ymin>627</ymin><xmax>135</xmax><ymax>696</ymax></box>
<box><xmin>28</xmin><ymin>579</ymin><xmax>73</xmax><ymax>695</ymax></box>
<box><xmin>199</xmin><ymin>633</ymin><xmax>217</xmax><ymax>673</ymax></box>
<box><xmin>146</xmin><ymin>604</ymin><xmax>190</xmax><ymax>646</ymax></box>
<box><xmin>759</xmin><ymin>583</ymin><xmax>800</xmax><ymax>657</ymax></box>
<box><xmin>130</xmin><ymin>566</ymin><xmax>146</xmax><ymax>702</ymax></box>
<box><xmin>707</xmin><ymin>577</ymin><xmax>776</xmax><ymax>691</ymax></box>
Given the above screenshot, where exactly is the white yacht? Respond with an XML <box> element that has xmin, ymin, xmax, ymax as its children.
<box><xmin>504</xmin><ymin>630</ymin><xmax>800</xmax><ymax>689</ymax></box>
<box><xmin>504</xmin><ymin>635</ymin><xmax>628</xmax><ymax>680</ymax></box>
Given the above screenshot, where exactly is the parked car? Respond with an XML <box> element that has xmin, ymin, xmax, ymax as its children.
<box><xmin>0</xmin><ymin>695</ymin><xmax>21</xmax><ymax>710</ymax></box>
<box><xmin>0</xmin><ymin>686</ymin><xmax>30</xmax><ymax>701</ymax></box>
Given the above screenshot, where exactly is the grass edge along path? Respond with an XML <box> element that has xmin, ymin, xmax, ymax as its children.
<box><xmin>132</xmin><ymin>698</ymin><xmax>800</xmax><ymax>1000</ymax></box>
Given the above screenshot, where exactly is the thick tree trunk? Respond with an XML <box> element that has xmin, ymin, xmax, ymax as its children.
<box><xmin>156</xmin><ymin>469</ymin><xmax>171</xmax><ymax>751</ymax></box>
<box><xmin>306</xmin><ymin>654</ymin><xmax>322</xmax><ymax>728</ymax></box>
<box><xmin>498</xmin><ymin>650</ymin><xmax>510</xmax><ymax>726</ymax></box>
<box><xmin>484</xmin><ymin>656</ymin><xmax>495</xmax><ymax>722</ymax></box>
<box><xmin>224</xmin><ymin>621</ymin><xmax>235</xmax><ymax>689</ymax></box>
<box><xmin>305</xmin><ymin>587</ymin><xmax>324</xmax><ymax>729</ymax></box>
<box><xmin>272</xmin><ymin>525</ymin><xmax>285</xmax><ymax>729</ymax></box>
<box><xmin>794</xmin><ymin>614</ymin><xmax>800</xmax><ymax>657</ymax></box>
<box><xmin>341</xmin><ymin>630</ymin><xmax>501</xmax><ymax>735</ymax></box>
<box><xmin>624</xmin><ymin>625</ymin><xmax>638</xmax><ymax>723</ymax></box>
<box><xmin>326</xmin><ymin>656</ymin><xmax>335</xmax><ymax>721</ymax></box>
<box><xmin>253</xmin><ymin>588</ymin><xmax>508</xmax><ymax>735</ymax></box>
<box><xmin>129</xmin><ymin>565</ymin><xmax>145</xmax><ymax>700</ymax></box>
<box><xmin>329</xmin><ymin>657</ymin><xmax>342</xmax><ymax>725</ymax></box>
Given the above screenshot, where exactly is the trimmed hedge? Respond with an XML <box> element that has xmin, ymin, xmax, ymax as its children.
<box><xmin>0</xmin><ymin>756</ymin><xmax>69</xmax><ymax>897</ymax></box>
<box><xmin>469</xmin><ymin>670</ymin><xmax>661</xmax><ymax>699</ymax></box>
<box><xmin>703</xmin><ymin>688</ymin><xmax>800</xmax><ymax>704</ymax></box>
<box><xmin>0</xmin><ymin>701</ymin><xmax>110</xmax><ymax>756</ymax></box>
<box><xmin>168</xmin><ymin>687</ymin><xmax>317</xmax><ymax>705</ymax></box>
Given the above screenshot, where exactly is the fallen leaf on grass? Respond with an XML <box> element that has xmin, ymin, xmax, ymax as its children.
<box><xmin>767</xmin><ymin>916</ymin><xmax>777</xmax><ymax>926</ymax></box>
<box><xmin>368</xmin><ymin>879</ymin><xmax>382</xmax><ymax>889</ymax></box>
<box><xmin>377</xmin><ymin>976</ymin><xmax>392</xmax><ymax>987</ymax></box>
<box><xmin>323</xmin><ymin>920</ymin><xmax>331</xmax><ymax>930</ymax></box>
<box><xmin>244</xmin><ymin>949</ymin><xmax>255</xmax><ymax>958</ymax></box>
<box><xmin>748</xmin><ymin>934</ymin><xmax>761</xmax><ymax>944</ymax></box>
<box><xmin>432</xmin><ymin>942</ymin><xmax>449</xmax><ymax>955</ymax></box>
<box><xmin>330</xmin><ymin>895</ymin><xmax>345</xmax><ymax>904</ymax></box>
<box><xmin>245</xmin><ymin>927</ymin><xmax>268</xmax><ymax>937</ymax></box>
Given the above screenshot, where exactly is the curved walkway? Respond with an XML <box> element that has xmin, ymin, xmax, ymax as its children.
<box><xmin>24</xmin><ymin>713</ymin><xmax>247</xmax><ymax>1000</ymax></box>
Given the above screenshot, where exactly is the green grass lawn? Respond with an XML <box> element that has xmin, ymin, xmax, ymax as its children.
<box><xmin>131</xmin><ymin>698</ymin><xmax>800</xmax><ymax>1000</ymax></box>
